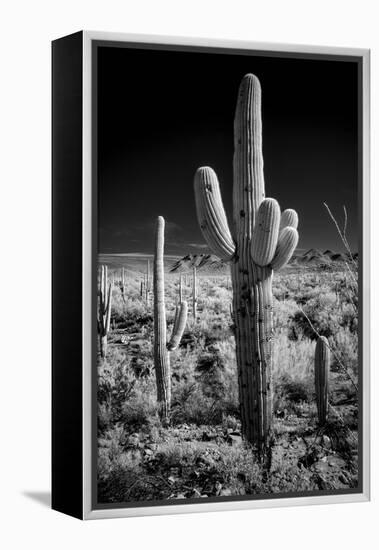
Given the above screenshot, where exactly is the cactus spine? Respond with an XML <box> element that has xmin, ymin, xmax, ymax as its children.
<box><xmin>97</xmin><ymin>265</ymin><xmax>113</xmax><ymax>358</ymax></box>
<box><xmin>315</xmin><ymin>336</ymin><xmax>330</xmax><ymax>425</ymax></box>
<box><xmin>194</xmin><ymin>74</ymin><xmax>299</xmax><ymax>453</ymax></box>
<box><xmin>154</xmin><ymin>216</ymin><xmax>188</xmax><ymax>423</ymax></box>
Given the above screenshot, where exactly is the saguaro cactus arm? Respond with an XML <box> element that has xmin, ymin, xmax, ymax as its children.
<box><xmin>251</xmin><ymin>198</ymin><xmax>281</xmax><ymax>266</ymax></box>
<box><xmin>167</xmin><ymin>301</ymin><xmax>188</xmax><ymax>351</ymax></box>
<box><xmin>280</xmin><ymin>209</ymin><xmax>299</xmax><ymax>230</ymax></box>
<box><xmin>194</xmin><ymin>167</ymin><xmax>235</xmax><ymax>261</ymax></box>
<box><xmin>271</xmin><ymin>226</ymin><xmax>299</xmax><ymax>270</ymax></box>
<box><xmin>97</xmin><ymin>265</ymin><xmax>113</xmax><ymax>358</ymax></box>
<box><xmin>105</xmin><ymin>282</ymin><xmax>112</xmax><ymax>333</ymax></box>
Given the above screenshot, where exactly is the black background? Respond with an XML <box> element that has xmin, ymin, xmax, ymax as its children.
<box><xmin>97</xmin><ymin>45</ymin><xmax>358</xmax><ymax>255</ymax></box>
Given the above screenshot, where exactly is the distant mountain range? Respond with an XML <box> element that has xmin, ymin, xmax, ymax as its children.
<box><xmin>293</xmin><ymin>249</ymin><xmax>358</xmax><ymax>265</ymax></box>
<box><xmin>169</xmin><ymin>249</ymin><xmax>358</xmax><ymax>272</ymax></box>
<box><xmin>170</xmin><ymin>254</ymin><xmax>228</xmax><ymax>273</ymax></box>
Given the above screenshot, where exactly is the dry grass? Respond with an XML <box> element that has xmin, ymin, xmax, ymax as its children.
<box><xmin>97</xmin><ymin>263</ymin><xmax>358</xmax><ymax>503</ymax></box>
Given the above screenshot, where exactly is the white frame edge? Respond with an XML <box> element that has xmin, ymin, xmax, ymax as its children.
<box><xmin>82</xmin><ymin>30</ymin><xmax>370</xmax><ymax>520</ymax></box>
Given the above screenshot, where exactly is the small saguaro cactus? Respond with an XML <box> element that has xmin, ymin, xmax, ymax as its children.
<box><xmin>97</xmin><ymin>265</ymin><xmax>113</xmax><ymax>358</ymax></box>
<box><xmin>194</xmin><ymin>74</ymin><xmax>299</xmax><ymax>453</ymax></box>
<box><xmin>154</xmin><ymin>216</ymin><xmax>188</xmax><ymax>423</ymax></box>
<box><xmin>315</xmin><ymin>336</ymin><xmax>330</xmax><ymax>425</ymax></box>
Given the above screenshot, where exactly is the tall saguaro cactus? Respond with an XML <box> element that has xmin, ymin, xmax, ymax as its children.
<box><xmin>315</xmin><ymin>336</ymin><xmax>330</xmax><ymax>425</ymax></box>
<box><xmin>154</xmin><ymin>216</ymin><xmax>188</xmax><ymax>423</ymax></box>
<box><xmin>97</xmin><ymin>265</ymin><xmax>113</xmax><ymax>358</ymax></box>
<box><xmin>194</xmin><ymin>74</ymin><xmax>299</xmax><ymax>452</ymax></box>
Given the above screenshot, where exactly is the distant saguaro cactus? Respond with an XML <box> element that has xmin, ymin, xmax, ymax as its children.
<box><xmin>315</xmin><ymin>336</ymin><xmax>330</xmax><ymax>425</ymax></box>
<box><xmin>154</xmin><ymin>216</ymin><xmax>188</xmax><ymax>423</ymax></box>
<box><xmin>146</xmin><ymin>259</ymin><xmax>150</xmax><ymax>302</ymax></box>
<box><xmin>194</xmin><ymin>74</ymin><xmax>299</xmax><ymax>453</ymax></box>
<box><xmin>97</xmin><ymin>265</ymin><xmax>113</xmax><ymax>358</ymax></box>
<box><xmin>120</xmin><ymin>267</ymin><xmax>126</xmax><ymax>302</ymax></box>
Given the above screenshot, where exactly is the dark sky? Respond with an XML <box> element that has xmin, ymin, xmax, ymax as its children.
<box><xmin>96</xmin><ymin>44</ymin><xmax>359</xmax><ymax>255</ymax></box>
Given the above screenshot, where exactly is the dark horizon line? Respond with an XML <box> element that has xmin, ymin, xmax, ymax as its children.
<box><xmin>98</xmin><ymin>246</ymin><xmax>358</xmax><ymax>256</ymax></box>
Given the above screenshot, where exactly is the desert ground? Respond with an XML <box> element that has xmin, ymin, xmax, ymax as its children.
<box><xmin>97</xmin><ymin>251</ymin><xmax>358</xmax><ymax>504</ymax></box>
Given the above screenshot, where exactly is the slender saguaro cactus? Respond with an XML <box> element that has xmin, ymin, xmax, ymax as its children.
<box><xmin>194</xmin><ymin>74</ymin><xmax>299</xmax><ymax>453</ymax></box>
<box><xmin>154</xmin><ymin>216</ymin><xmax>188</xmax><ymax>423</ymax></box>
<box><xmin>120</xmin><ymin>267</ymin><xmax>126</xmax><ymax>302</ymax></box>
<box><xmin>192</xmin><ymin>266</ymin><xmax>197</xmax><ymax>319</ymax></box>
<box><xmin>146</xmin><ymin>259</ymin><xmax>151</xmax><ymax>302</ymax></box>
<box><xmin>97</xmin><ymin>265</ymin><xmax>113</xmax><ymax>358</ymax></box>
<box><xmin>315</xmin><ymin>336</ymin><xmax>330</xmax><ymax>425</ymax></box>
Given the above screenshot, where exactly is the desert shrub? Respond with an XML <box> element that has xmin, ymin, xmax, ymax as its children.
<box><xmin>291</xmin><ymin>293</ymin><xmax>356</xmax><ymax>340</ymax></box>
<box><xmin>273</xmin><ymin>297</ymin><xmax>299</xmax><ymax>331</ymax></box>
<box><xmin>196</xmin><ymin>348</ymin><xmax>228</xmax><ymax>400</ymax></box>
<box><xmin>98</xmin><ymin>345</ymin><xmax>158</xmax><ymax>431</ymax></box>
<box><xmin>171</xmin><ymin>380</ymin><xmax>238</xmax><ymax>426</ymax></box>
<box><xmin>110</xmin><ymin>281</ymin><xmax>151</xmax><ymax>325</ymax></box>
<box><xmin>122</xmin><ymin>389</ymin><xmax>159</xmax><ymax>430</ymax></box>
<box><xmin>171</xmin><ymin>384</ymin><xmax>225</xmax><ymax>425</ymax></box>
<box><xmin>272</xmin><ymin>329</ymin><xmax>314</xmax><ymax>410</ymax></box>
<box><xmin>98</xmin><ymin>451</ymin><xmax>152</xmax><ymax>503</ymax></box>
<box><xmin>329</xmin><ymin>326</ymin><xmax>358</xmax><ymax>375</ymax></box>
<box><xmin>170</xmin><ymin>334</ymin><xmax>238</xmax><ymax>425</ymax></box>
<box><xmin>272</xmin><ymin>330</ymin><xmax>314</xmax><ymax>382</ymax></box>
<box><xmin>98</xmin><ymin>349</ymin><xmax>137</xmax><ymax>426</ymax></box>
<box><xmin>128</xmin><ymin>337</ymin><xmax>154</xmax><ymax>377</ymax></box>
<box><xmin>155</xmin><ymin>440</ymin><xmax>205</xmax><ymax>469</ymax></box>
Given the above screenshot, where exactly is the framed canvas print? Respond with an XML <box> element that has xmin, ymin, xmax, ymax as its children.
<box><xmin>52</xmin><ymin>31</ymin><xmax>370</xmax><ymax>520</ymax></box>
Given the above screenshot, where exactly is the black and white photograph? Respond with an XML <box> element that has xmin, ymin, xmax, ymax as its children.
<box><xmin>3</xmin><ymin>0</ymin><xmax>378</xmax><ymax>544</ymax></box>
<box><xmin>94</xmin><ymin>41</ymin><xmax>363</xmax><ymax>507</ymax></box>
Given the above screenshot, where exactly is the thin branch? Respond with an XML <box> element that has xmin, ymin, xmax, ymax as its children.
<box><xmin>298</xmin><ymin>306</ymin><xmax>358</xmax><ymax>392</ymax></box>
<box><xmin>328</xmin><ymin>404</ymin><xmax>358</xmax><ymax>444</ymax></box>
<box><xmin>323</xmin><ymin>203</ymin><xmax>358</xmax><ymax>270</ymax></box>
<box><xmin>343</xmin><ymin>205</ymin><xmax>348</xmax><ymax>241</ymax></box>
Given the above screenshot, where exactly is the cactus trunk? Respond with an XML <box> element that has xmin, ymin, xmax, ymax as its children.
<box><xmin>153</xmin><ymin>217</ymin><xmax>188</xmax><ymax>424</ymax></box>
<box><xmin>230</xmin><ymin>76</ymin><xmax>273</xmax><ymax>449</ymax></box>
<box><xmin>153</xmin><ymin>217</ymin><xmax>171</xmax><ymax>422</ymax></box>
<box><xmin>231</xmin><ymin>264</ymin><xmax>274</xmax><ymax>448</ymax></box>
<box><xmin>100</xmin><ymin>335</ymin><xmax>108</xmax><ymax>358</ymax></box>
<box><xmin>194</xmin><ymin>74</ymin><xmax>299</xmax><ymax>454</ymax></box>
